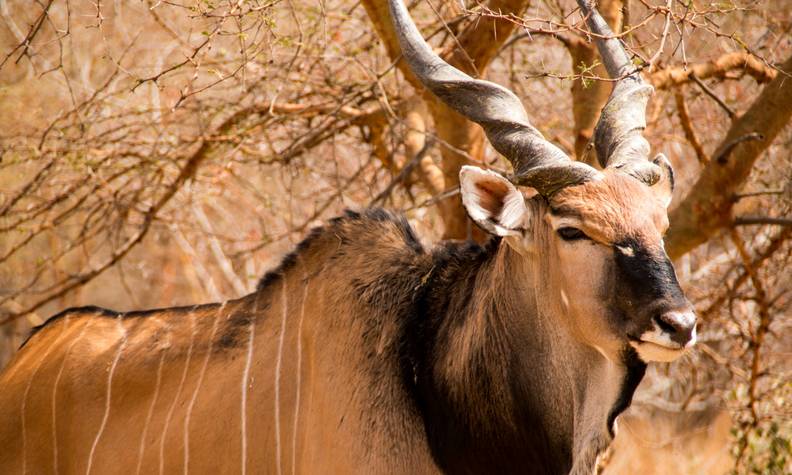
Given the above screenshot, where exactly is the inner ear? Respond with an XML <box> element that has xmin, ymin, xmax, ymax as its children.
<box><xmin>651</xmin><ymin>153</ymin><xmax>674</xmax><ymax>208</ymax></box>
<box><xmin>473</xmin><ymin>178</ymin><xmax>513</xmax><ymax>218</ymax></box>
<box><xmin>459</xmin><ymin>166</ymin><xmax>528</xmax><ymax>237</ymax></box>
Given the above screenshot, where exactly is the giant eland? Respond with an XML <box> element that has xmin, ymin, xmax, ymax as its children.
<box><xmin>0</xmin><ymin>1</ymin><xmax>697</xmax><ymax>473</ymax></box>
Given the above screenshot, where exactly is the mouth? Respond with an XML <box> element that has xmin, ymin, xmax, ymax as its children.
<box><xmin>628</xmin><ymin>323</ymin><xmax>697</xmax><ymax>363</ymax></box>
<box><xmin>629</xmin><ymin>339</ymin><xmax>687</xmax><ymax>363</ymax></box>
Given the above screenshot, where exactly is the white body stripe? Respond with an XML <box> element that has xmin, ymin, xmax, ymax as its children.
<box><xmin>183</xmin><ymin>304</ymin><xmax>224</xmax><ymax>474</ymax></box>
<box><xmin>292</xmin><ymin>278</ymin><xmax>310</xmax><ymax>475</ymax></box>
<box><xmin>52</xmin><ymin>317</ymin><xmax>91</xmax><ymax>475</ymax></box>
<box><xmin>135</xmin><ymin>346</ymin><xmax>167</xmax><ymax>475</ymax></box>
<box><xmin>274</xmin><ymin>280</ymin><xmax>288</xmax><ymax>475</ymax></box>
<box><xmin>159</xmin><ymin>312</ymin><xmax>196</xmax><ymax>475</ymax></box>
<box><xmin>86</xmin><ymin>316</ymin><xmax>128</xmax><ymax>475</ymax></box>
<box><xmin>21</xmin><ymin>316</ymin><xmax>72</xmax><ymax>475</ymax></box>
<box><xmin>240</xmin><ymin>318</ymin><xmax>256</xmax><ymax>475</ymax></box>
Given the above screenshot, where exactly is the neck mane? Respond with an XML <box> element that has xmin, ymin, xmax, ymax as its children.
<box><xmin>402</xmin><ymin>238</ymin><xmax>646</xmax><ymax>475</ymax></box>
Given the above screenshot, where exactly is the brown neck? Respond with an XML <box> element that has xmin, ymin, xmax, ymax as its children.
<box><xmin>402</xmin><ymin>239</ymin><xmax>644</xmax><ymax>475</ymax></box>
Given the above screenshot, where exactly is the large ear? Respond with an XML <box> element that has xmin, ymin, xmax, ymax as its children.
<box><xmin>651</xmin><ymin>154</ymin><xmax>674</xmax><ymax>208</ymax></box>
<box><xmin>459</xmin><ymin>166</ymin><xmax>528</xmax><ymax>237</ymax></box>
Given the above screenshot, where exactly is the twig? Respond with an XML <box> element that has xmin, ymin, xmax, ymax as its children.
<box><xmin>700</xmin><ymin>226</ymin><xmax>791</xmax><ymax>320</ymax></box>
<box><xmin>733</xmin><ymin>216</ymin><xmax>792</xmax><ymax>227</ymax></box>
<box><xmin>734</xmin><ymin>189</ymin><xmax>784</xmax><ymax>199</ymax></box>
<box><xmin>674</xmin><ymin>89</ymin><xmax>708</xmax><ymax>164</ymax></box>
<box><xmin>650</xmin><ymin>52</ymin><xmax>777</xmax><ymax>90</ymax></box>
<box><xmin>402</xmin><ymin>187</ymin><xmax>460</xmax><ymax>212</ymax></box>
<box><xmin>690</xmin><ymin>73</ymin><xmax>736</xmax><ymax>119</ymax></box>
<box><xmin>697</xmin><ymin>342</ymin><xmax>747</xmax><ymax>380</ymax></box>
<box><xmin>370</xmin><ymin>137</ymin><xmax>436</xmax><ymax>206</ymax></box>
<box><xmin>712</xmin><ymin>132</ymin><xmax>763</xmax><ymax>164</ymax></box>
<box><xmin>0</xmin><ymin>0</ymin><xmax>55</xmax><ymax>70</ymax></box>
<box><xmin>498</xmin><ymin>30</ymin><xmax>573</xmax><ymax>53</ymax></box>
<box><xmin>646</xmin><ymin>0</ymin><xmax>673</xmax><ymax>73</ymax></box>
<box><xmin>729</xmin><ymin>229</ymin><xmax>773</xmax><ymax>468</ymax></box>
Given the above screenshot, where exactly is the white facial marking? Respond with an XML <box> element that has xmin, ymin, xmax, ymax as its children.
<box><xmin>687</xmin><ymin>325</ymin><xmax>698</xmax><ymax>348</ymax></box>
<box><xmin>87</xmin><ymin>316</ymin><xmax>128</xmax><ymax>475</ymax></box>
<box><xmin>630</xmin><ymin>340</ymin><xmax>685</xmax><ymax>363</ymax></box>
<box><xmin>664</xmin><ymin>310</ymin><xmax>697</xmax><ymax>329</ymax></box>
<box><xmin>632</xmin><ymin>309</ymin><xmax>697</xmax><ymax>362</ymax></box>
<box><xmin>640</xmin><ymin>328</ymin><xmax>678</xmax><ymax>349</ymax></box>
<box><xmin>616</xmin><ymin>245</ymin><xmax>634</xmax><ymax>257</ymax></box>
<box><xmin>559</xmin><ymin>289</ymin><xmax>570</xmax><ymax>312</ymax></box>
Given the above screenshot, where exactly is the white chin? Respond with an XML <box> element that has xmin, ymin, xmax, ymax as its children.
<box><xmin>630</xmin><ymin>340</ymin><xmax>686</xmax><ymax>363</ymax></box>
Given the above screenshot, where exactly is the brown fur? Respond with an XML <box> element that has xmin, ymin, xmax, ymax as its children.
<box><xmin>0</xmin><ymin>210</ymin><xmax>438</xmax><ymax>475</ymax></box>
<box><xmin>549</xmin><ymin>171</ymin><xmax>669</xmax><ymax>246</ymax></box>
<box><xmin>0</xmin><ymin>182</ymin><xmax>690</xmax><ymax>475</ymax></box>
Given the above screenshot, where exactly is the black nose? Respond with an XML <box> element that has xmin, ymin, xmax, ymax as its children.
<box><xmin>653</xmin><ymin>311</ymin><xmax>697</xmax><ymax>346</ymax></box>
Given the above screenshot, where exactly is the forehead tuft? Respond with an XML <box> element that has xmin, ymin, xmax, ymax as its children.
<box><xmin>548</xmin><ymin>171</ymin><xmax>667</xmax><ymax>243</ymax></box>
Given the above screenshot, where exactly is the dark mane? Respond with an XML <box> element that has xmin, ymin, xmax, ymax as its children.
<box><xmin>257</xmin><ymin>208</ymin><xmax>423</xmax><ymax>290</ymax></box>
<box><xmin>21</xmin><ymin>208</ymin><xmax>429</xmax><ymax>350</ymax></box>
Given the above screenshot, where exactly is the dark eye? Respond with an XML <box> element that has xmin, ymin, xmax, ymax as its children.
<box><xmin>557</xmin><ymin>227</ymin><xmax>589</xmax><ymax>241</ymax></box>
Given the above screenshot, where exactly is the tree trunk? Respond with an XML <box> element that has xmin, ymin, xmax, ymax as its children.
<box><xmin>569</xmin><ymin>0</ymin><xmax>623</xmax><ymax>163</ymax></box>
<box><xmin>665</xmin><ymin>54</ymin><xmax>792</xmax><ymax>259</ymax></box>
<box><xmin>364</xmin><ymin>0</ymin><xmax>530</xmax><ymax>240</ymax></box>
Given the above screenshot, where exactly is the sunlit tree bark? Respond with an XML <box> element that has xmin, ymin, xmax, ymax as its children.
<box><xmin>568</xmin><ymin>0</ymin><xmax>622</xmax><ymax>163</ymax></box>
<box><xmin>363</xmin><ymin>0</ymin><xmax>530</xmax><ymax>239</ymax></box>
<box><xmin>666</xmin><ymin>54</ymin><xmax>792</xmax><ymax>259</ymax></box>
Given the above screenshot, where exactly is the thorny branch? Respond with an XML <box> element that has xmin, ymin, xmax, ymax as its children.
<box><xmin>728</xmin><ymin>229</ymin><xmax>774</xmax><ymax>468</ymax></box>
<box><xmin>673</xmin><ymin>89</ymin><xmax>707</xmax><ymax>164</ymax></box>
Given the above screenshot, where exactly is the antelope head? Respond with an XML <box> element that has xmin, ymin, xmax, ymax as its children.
<box><xmin>390</xmin><ymin>0</ymin><xmax>696</xmax><ymax>362</ymax></box>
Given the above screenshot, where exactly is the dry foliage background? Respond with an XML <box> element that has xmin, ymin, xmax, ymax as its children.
<box><xmin>0</xmin><ymin>0</ymin><xmax>789</xmax><ymax>473</ymax></box>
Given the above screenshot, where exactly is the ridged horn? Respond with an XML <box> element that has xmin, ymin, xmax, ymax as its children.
<box><xmin>388</xmin><ymin>0</ymin><xmax>600</xmax><ymax>196</ymax></box>
<box><xmin>576</xmin><ymin>0</ymin><xmax>661</xmax><ymax>185</ymax></box>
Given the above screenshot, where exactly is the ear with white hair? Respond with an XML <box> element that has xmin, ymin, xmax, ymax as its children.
<box><xmin>459</xmin><ymin>166</ymin><xmax>529</xmax><ymax>237</ymax></box>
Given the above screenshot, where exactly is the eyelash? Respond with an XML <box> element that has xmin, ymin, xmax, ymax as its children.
<box><xmin>557</xmin><ymin>227</ymin><xmax>589</xmax><ymax>241</ymax></box>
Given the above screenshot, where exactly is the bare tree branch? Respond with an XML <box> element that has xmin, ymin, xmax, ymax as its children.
<box><xmin>650</xmin><ymin>52</ymin><xmax>777</xmax><ymax>90</ymax></box>
<box><xmin>690</xmin><ymin>73</ymin><xmax>736</xmax><ymax>119</ymax></box>
<box><xmin>666</xmin><ymin>54</ymin><xmax>792</xmax><ymax>259</ymax></box>
<box><xmin>733</xmin><ymin>216</ymin><xmax>792</xmax><ymax>227</ymax></box>
<box><xmin>674</xmin><ymin>89</ymin><xmax>708</xmax><ymax>164</ymax></box>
